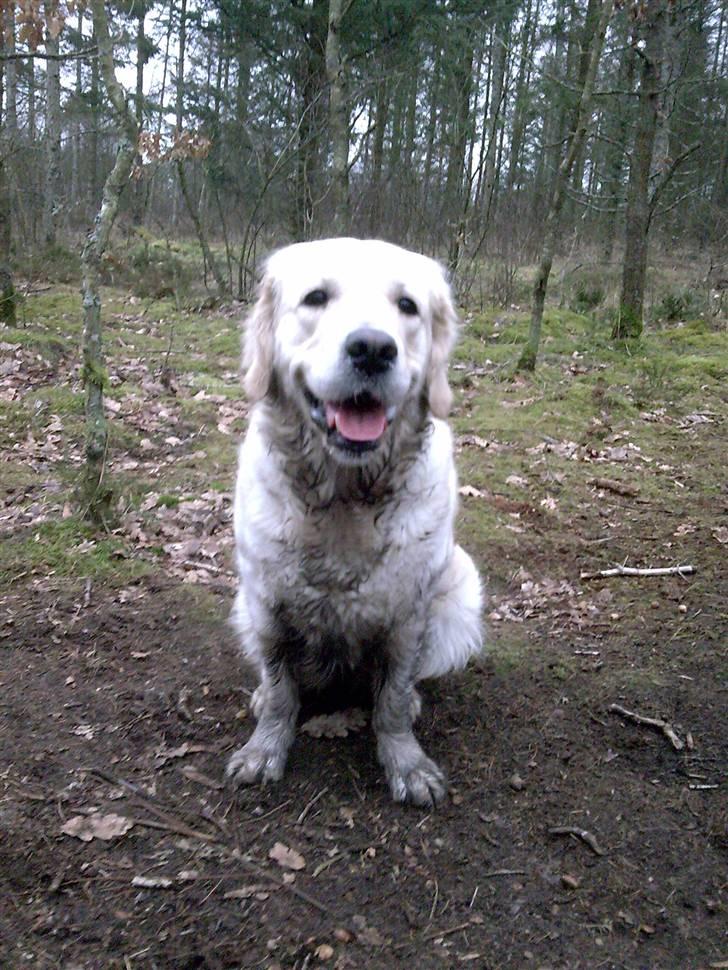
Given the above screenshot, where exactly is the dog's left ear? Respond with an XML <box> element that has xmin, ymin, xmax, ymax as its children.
<box><xmin>243</xmin><ymin>273</ymin><xmax>277</xmax><ymax>401</ymax></box>
<box><xmin>427</xmin><ymin>276</ymin><xmax>458</xmax><ymax>418</ymax></box>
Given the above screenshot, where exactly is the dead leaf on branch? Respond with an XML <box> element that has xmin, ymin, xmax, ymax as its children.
<box><xmin>300</xmin><ymin>708</ymin><xmax>368</xmax><ymax>738</ymax></box>
<box><xmin>268</xmin><ymin>842</ymin><xmax>306</xmax><ymax>871</ymax></box>
<box><xmin>61</xmin><ymin>813</ymin><xmax>134</xmax><ymax>842</ymax></box>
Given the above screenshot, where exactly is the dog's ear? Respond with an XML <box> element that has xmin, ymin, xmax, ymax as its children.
<box><xmin>427</xmin><ymin>277</ymin><xmax>458</xmax><ymax>418</ymax></box>
<box><xmin>243</xmin><ymin>273</ymin><xmax>277</xmax><ymax>400</ymax></box>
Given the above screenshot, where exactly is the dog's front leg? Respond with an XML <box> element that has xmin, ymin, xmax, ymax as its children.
<box><xmin>227</xmin><ymin>662</ymin><xmax>299</xmax><ymax>787</ymax></box>
<box><xmin>374</xmin><ymin>632</ymin><xmax>446</xmax><ymax>807</ymax></box>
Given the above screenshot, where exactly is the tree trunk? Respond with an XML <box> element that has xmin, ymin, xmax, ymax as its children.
<box><xmin>89</xmin><ymin>27</ymin><xmax>100</xmax><ymax>209</ymax></box>
<box><xmin>325</xmin><ymin>0</ymin><xmax>349</xmax><ymax>234</ymax></box>
<box><xmin>613</xmin><ymin>0</ymin><xmax>665</xmax><ymax>340</ymax></box>
<box><xmin>43</xmin><ymin>32</ymin><xmax>62</xmax><ymax>247</ymax></box>
<box><xmin>507</xmin><ymin>0</ymin><xmax>538</xmax><ymax>192</ymax></box>
<box><xmin>0</xmin><ymin>22</ymin><xmax>17</xmax><ymax>326</ymax></box>
<box><xmin>132</xmin><ymin>4</ymin><xmax>148</xmax><ymax>225</ymax></box>
<box><xmin>80</xmin><ymin>0</ymin><xmax>141</xmax><ymax>522</ymax></box>
<box><xmin>518</xmin><ymin>0</ymin><xmax>614</xmax><ymax>371</ymax></box>
<box><xmin>476</xmin><ymin>14</ymin><xmax>511</xmax><ymax>248</ymax></box>
<box><xmin>444</xmin><ymin>39</ymin><xmax>474</xmax><ymax>273</ymax></box>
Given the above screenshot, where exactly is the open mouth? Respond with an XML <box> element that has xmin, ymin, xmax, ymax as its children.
<box><xmin>305</xmin><ymin>389</ymin><xmax>393</xmax><ymax>452</ymax></box>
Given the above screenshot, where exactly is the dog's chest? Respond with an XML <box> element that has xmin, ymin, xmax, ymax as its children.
<box><xmin>276</xmin><ymin>498</ymin><xmax>435</xmax><ymax>631</ymax></box>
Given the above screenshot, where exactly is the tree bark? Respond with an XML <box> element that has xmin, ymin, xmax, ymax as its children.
<box><xmin>42</xmin><ymin>32</ymin><xmax>62</xmax><ymax>247</ymax></box>
<box><xmin>517</xmin><ymin>0</ymin><xmax>614</xmax><ymax>371</ymax></box>
<box><xmin>0</xmin><ymin>9</ymin><xmax>16</xmax><ymax>325</ymax></box>
<box><xmin>80</xmin><ymin>0</ymin><xmax>140</xmax><ymax>521</ymax></box>
<box><xmin>613</xmin><ymin>0</ymin><xmax>665</xmax><ymax>340</ymax></box>
<box><xmin>325</xmin><ymin>0</ymin><xmax>349</xmax><ymax>234</ymax></box>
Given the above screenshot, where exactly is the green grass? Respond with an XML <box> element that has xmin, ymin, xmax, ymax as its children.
<box><xmin>0</xmin><ymin>517</ymin><xmax>150</xmax><ymax>586</ymax></box>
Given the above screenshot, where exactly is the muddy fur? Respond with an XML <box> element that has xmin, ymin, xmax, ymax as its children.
<box><xmin>226</xmin><ymin>238</ymin><xmax>483</xmax><ymax>806</ymax></box>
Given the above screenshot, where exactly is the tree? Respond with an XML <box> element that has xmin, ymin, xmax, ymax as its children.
<box><xmin>325</xmin><ymin>0</ymin><xmax>348</xmax><ymax>234</ymax></box>
<box><xmin>80</xmin><ymin>0</ymin><xmax>140</xmax><ymax>521</ymax></box>
<box><xmin>613</xmin><ymin>0</ymin><xmax>666</xmax><ymax>340</ymax></box>
<box><xmin>517</xmin><ymin>0</ymin><xmax>614</xmax><ymax>371</ymax></box>
<box><xmin>42</xmin><ymin>25</ymin><xmax>62</xmax><ymax>246</ymax></box>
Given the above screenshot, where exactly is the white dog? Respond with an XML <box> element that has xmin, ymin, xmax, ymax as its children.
<box><xmin>227</xmin><ymin>238</ymin><xmax>482</xmax><ymax>806</ymax></box>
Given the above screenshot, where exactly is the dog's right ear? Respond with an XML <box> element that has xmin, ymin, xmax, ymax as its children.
<box><xmin>243</xmin><ymin>274</ymin><xmax>277</xmax><ymax>401</ymax></box>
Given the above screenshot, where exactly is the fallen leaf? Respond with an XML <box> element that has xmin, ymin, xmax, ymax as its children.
<box><xmin>301</xmin><ymin>708</ymin><xmax>367</xmax><ymax>738</ymax></box>
<box><xmin>180</xmin><ymin>765</ymin><xmax>224</xmax><ymax>790</ymax></box>
<box><xmin>459</xmin><ymin>484</ymin><xmax>487</xmax><ymax>498</ymax></box>
<box><xmin>224</xmin><ymin>884</ymin><xmax>269</xmax><ymax>900</ymax></box>
<box><xmin>269</xmin><ymin>842</ymin><xmax>306</xmax><ymax>871</ymax></box>
<box><xmin>505</xmin><ymin>475</ymin><xmax>528</xmax><ymax>488</ymax></box>
<box><xmin>712</xmin><ymin>527</ymin><xmax>728</xmax><ymax>545</ymax></box>
<box><xmin>61</xmin><ymin>813</ymin><xmax>134</xmax><ymax>842</ymax></box>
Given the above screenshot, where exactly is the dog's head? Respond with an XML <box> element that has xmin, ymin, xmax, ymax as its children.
<box><xmin>243</xmin><ymin>238</ymin><xmax>458</xmax><ymax>464</ymax></box>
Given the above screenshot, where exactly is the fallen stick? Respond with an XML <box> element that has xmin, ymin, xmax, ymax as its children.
<box><xmin>580</xmin><ymin>564</ymin><xmax>695</xmax><ymax>581</ymax></box>
<box><xmin>548</xmin><ymin>826</ymin><xmax>605</xmax><ymax>856</ymax></box>
<box><xmin>608</xmin><ymin>703</ymin><xmax>685</xmax><ymax>751</ymax></box>
<box><xmin>588</xmin><ymin>477</ymin><xmax>640</xmax><ymax>497</ymax></box>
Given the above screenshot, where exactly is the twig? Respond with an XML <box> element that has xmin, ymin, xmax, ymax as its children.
<box><xmin>588</xmin><ymin>477</ymin><xmax>640</xmax><ymax>497</ymax></box>
<box><xmin>296</xmin><ymin>786</ymin><xmax>329</xmax><ymax>825</ymax></box>
<box><xmin>608</xmin><ymin>703</ymin><xmax>685</xmax><ymax>751</ymax></box>
<box><xmin>423</xmin><ymin>919</ymin><xmax>475</xmax><ymax>942</ymax></box>
<box><xmin>548</xmin><ymin>826</ymin><xmax>605</xmax><ymax>856</ymax></box>
<box><xmin>482</xmin><ymin>868</ymin><xmax>527</xmax><ymax>877</ymax></box>
<box><xmin>580</xmin><ymin>564</ymin><xmax>695</xmax><ymax>580</ymax></box>
<box><xmin>85</xmin><ymin>767</ymin><xmax>331</xmax><ymax>916</ymax></box>
<box><xmin>230</xmin><ymin>850</ymin><xmax>332</xmax><ymax>916</ymax></box>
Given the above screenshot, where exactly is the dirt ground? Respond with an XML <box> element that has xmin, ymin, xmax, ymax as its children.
<box><xmin>1</xmin><ymin>286</ymin><xmax>726</xmax><ymax>969</ymax></box>
<box><xmin>1</xmin><ymin>556</ymin><xmax>725</xmax><ymax>970</ymax></box>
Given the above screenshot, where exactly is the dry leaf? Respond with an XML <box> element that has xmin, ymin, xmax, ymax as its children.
<box><xmin>269</xmin><ymin>842</ymin><xmax>306</xmax><ymax>871</ymax></box>
<box><xmin>712</xmin><ymin>526</ymin><xmax>728</xmax><ymax>545</ymax></box>
<box><xmin>301</xmin><ymin>708</ymin><xmax>367</xmax><ymax>738</ymax></box>
<box><xmin>458</xmin><ymin>484</ymin><xmax>486</xmax><ymax>498</ymax></box>
<box><xmin>224</xmin><ymin>884</ymin><xmax>269</xmax><ymax>899</ymax></box>
<box><xmin>61</xmin><ymin>813</ymin><xmax>134</xmax><ymax>842</ymax></box>
<box><xmin>505</xmin><ymin>475</ymin><xmax>528</xmax><ymax>488</ymax></box>
<box><xmin>180</xmin><ymin>765</ymin><xmax>224</xmax><ymax>789</ymax></box>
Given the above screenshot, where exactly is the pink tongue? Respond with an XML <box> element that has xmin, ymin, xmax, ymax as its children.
<box><xmin>325</xmin><ymin>401</ymin><xmax>387</xmax><ymax>442</ymax></box>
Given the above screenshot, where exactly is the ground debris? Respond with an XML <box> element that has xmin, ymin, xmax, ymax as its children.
<box><xmin>608</xmin><ymin>703</ymin><xmax>685</xmax><ymax>751</ymax></box>
<box><xmin>548</xmin><ymin>825</ymin><xmax>605</xmax><ymax>856</ymax></box>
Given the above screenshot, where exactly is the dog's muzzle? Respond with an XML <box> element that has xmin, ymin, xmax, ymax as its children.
<box><xmin>305</xmin><ymin>328</ymin><xmax>399</xmax><ymax>455</ymax></box>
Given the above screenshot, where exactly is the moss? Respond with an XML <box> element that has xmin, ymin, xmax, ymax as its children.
<box><xmin>0</xmin><ymin>517</ymin><xmax>148</xmax><ymax>588</ymax></box>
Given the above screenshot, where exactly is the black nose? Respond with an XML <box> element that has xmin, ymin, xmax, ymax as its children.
<box><xmin>345</xmin><ymin>328</ymin><xmax>398</xmax><ymax>376</ymax></box>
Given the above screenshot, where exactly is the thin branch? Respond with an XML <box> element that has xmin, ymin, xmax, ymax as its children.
<box><xmin>0</xmin><ymin>46</ymin><xmax>98</xmax><ymax>61</ymax></box>
<box><xmin>608</xmin><ymin>704</ymin><xmax>685</xmax><ymax>751</ymax></box>
<box><xmin>548</xmin><ymin>826</ymin><xmax>605</xmax><ymax>856</ymax></box>
<box><xmin>580</xmin><ymin>564</ymin><xmax>695</xmax><ymax>580</ymax></box>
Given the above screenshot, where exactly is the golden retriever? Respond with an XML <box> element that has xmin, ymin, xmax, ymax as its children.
<box><xmin>227</xmin><ymin>238</ymin><xmax>482</xmax><ymax>806</ymax></box>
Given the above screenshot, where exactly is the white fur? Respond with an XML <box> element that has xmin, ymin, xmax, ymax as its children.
<box><xmin>227</xmin><ymin>238</ymin><xmax>483</xmax><ymax>806</ymax></box>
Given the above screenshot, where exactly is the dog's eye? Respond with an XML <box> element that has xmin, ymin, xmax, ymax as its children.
<box><xmin>302</xmin><ymin>289</ymin><xmax>329</xmax><ymax>308</ymax></box>
<box><xmin>398</xmin><ymin>296</ymin><xmax>418</xmax><ymax>316</ymax></box>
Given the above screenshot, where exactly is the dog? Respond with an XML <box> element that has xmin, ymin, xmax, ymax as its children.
<box><xmin>226</xmin><ymin>238</ymin><xmax>482</xmax><ymax>806</ymax></box>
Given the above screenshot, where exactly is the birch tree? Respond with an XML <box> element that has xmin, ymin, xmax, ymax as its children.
<box><xmin>80</xmin><ymin>0</ymin><xmax>140</xmax><ymax>520</ymax></box>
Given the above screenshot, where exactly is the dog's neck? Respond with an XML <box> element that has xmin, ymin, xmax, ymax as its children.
<box><xmin>256</xmin><ymin>391</ymin><xmax>431</xmax><ymax>510</ymax></box>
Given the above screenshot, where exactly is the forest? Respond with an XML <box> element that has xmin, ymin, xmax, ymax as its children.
<box><xmin>0</xmin><ymin>1</ymin><xmax>726</xmax><ymax>968</ymax></box>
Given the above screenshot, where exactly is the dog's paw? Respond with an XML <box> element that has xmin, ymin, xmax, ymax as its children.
<box><xmin>226</xmin><ymin>740</ymin><xmax>287</xmax><ymax>786</ymax></box>
<box><xmin>387</xmin><ymin>754</ymin><xmax>446</xmax><ymax>807</ymax></box>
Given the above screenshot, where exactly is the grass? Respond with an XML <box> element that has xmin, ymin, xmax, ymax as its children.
<box><xmin>1</xmin><ymin>242</ymin><xmax>726</xmax><ymax>603</ymax></box>
<box><xmin>0</xmin><ymin>517</ymin><xmax>150</xmax><ymax>586</ymax></box>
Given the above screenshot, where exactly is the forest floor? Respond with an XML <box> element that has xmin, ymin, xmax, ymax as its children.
<box><xmin>0</xmin><ymin>269</ymin><xmax>726</xmax><ymax>969</ymax></box>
